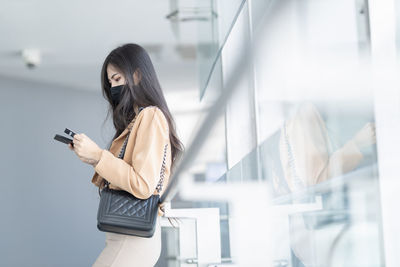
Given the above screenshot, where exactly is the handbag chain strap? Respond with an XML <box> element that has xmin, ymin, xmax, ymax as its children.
<box><xmin>283</xmin><ymin>121</ymin><xmax>305</xmax><ymax>191</ymax></box>
<box><xmin>105</xmin><ymin>107</ymin><xmax>168</xmax><ymax>195</ymax></box>
<box><xmin>155</xmin><ymin>143</ymin><xmax>168</xmax><ymax>193</ymax></box>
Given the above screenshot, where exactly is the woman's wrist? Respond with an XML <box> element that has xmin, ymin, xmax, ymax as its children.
<box><xmin>92</xmin><ymin>148</ymin><xmax>103</xmax><ymax>167</ymax></box>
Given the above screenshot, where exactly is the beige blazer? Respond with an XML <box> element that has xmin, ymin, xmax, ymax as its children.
<box><xmin>91</xmin><ymin>106</ymin><xmax>172</xmax><ymax>216</ymax></box>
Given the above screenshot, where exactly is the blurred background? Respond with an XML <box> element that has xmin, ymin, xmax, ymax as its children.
<box><xmin>1</xmin><ymin>0</ymin><xmax>400</xmax><ymax>266</ymax></box>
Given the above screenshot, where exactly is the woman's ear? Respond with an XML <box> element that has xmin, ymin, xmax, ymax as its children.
<box><xmin>133</xmin><ymin>69</ymin><xmax>142</xmax><ymax>86</ymax></box>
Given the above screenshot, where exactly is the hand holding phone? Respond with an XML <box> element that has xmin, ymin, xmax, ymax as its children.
<box><xmin>54</xmin><ymin>128</ymin><xmax>76</xmax><ymax>147</ymax></box>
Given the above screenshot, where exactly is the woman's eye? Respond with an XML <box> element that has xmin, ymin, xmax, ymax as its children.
<box><xmin>116</xmin><ymin>78</ymin><xmax>120</xmax><ymax>82</ymax></box>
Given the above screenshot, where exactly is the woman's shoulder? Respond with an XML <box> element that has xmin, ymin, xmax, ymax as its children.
<box><xmin>140</xmin><ymin>105</ymin><xmax>160</xmax><ymax>113</ymax></box>
<box><xmin>138</xmin><ymin>105</ymin><xmax>169</xmax><ymax>129</ymax></box>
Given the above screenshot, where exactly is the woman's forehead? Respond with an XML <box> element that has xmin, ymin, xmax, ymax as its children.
<box><xmin>107</xmin><ymin>64</ymin><xmax>118</xmax><ymax>72</ymax></box>
<box><xmin>106</xmin><ymin>64</ymin><xmax>122</xmax><ymax>78</ymax></box>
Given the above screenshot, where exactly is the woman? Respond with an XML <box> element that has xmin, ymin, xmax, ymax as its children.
<box><xmin>68</xmin><ymin>43</ymin><xmax>184</xmax><ymax>267</ymax></box>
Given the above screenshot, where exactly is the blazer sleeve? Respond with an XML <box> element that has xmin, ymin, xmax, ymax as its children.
<box><xmin>93</xmin><ymin>107</ymin><xmax>170</xmax><ymax>199</ymax></box>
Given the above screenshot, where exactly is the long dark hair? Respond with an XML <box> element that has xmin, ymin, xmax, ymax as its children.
<box><xmin>98</xmin><ymin>43</ymin><xmax>184</xmax><ymax>194</ymax></box>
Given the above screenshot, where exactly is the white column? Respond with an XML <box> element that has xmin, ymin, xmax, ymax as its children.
<box><xmin>369</xmin><ymin>0</ymin><xmax>400</xmax><ymax>266</ymax></box>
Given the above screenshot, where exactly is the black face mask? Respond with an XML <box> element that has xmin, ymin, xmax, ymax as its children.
<box><xmin>110</xmin><ymin>85</ymin><xmax>124</xmax><ymax>106</ymax></box>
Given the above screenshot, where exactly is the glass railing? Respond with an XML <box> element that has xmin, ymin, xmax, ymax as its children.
<box><xmin>157</xmin><ymin>0</ymin><xmax>394</xmax><ymax>266</ymax></box>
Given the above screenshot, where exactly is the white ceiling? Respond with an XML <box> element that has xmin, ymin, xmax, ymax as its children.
<box><xmin>0</xmin><ymin>0</ymin><xmax>200</xmax><ymax>93</ymax></box>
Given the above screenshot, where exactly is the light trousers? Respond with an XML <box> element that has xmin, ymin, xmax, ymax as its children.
<box><xmin>92</xmin><ymin>216</ymin><xmax>162</xmax><ymax>267</ymax></box>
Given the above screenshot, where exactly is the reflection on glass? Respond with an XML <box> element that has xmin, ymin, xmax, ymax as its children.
<box><xmin>279</xmin><ymin>102</ymin><xmax>376</xmax><ymax>193</ymax></box>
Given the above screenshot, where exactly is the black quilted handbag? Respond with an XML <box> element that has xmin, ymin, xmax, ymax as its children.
<box><xmin>97</xmin><ymin>114</ymin><xmax>168</xmax><ymax>238</ymax></box>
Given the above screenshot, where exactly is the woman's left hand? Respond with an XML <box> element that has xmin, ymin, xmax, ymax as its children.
<box><xmin>69</xmin><ymin>133</ymin><xmax>103</xmax><ymax>167</ymax></box>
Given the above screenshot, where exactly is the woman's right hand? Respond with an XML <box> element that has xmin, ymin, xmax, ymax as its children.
<box><xmin>352</xmin><ymin>122</ymin><xmax>376</xmax><ymax>149</ymax></box>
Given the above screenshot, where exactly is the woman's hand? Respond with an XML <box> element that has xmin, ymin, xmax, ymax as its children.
<box><xmin>68</xmin><ymin>133</ymin><xmax>103</xmax><ymax>167</ymax></box>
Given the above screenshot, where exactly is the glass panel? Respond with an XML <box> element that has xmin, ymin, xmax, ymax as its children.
<box><xmin>170</xmin><ymin>103</ymin><xmax>229</xmax><ymax>264</ymax></box>
<box><xmin>166</xmin><ymin>0</ymin><xmax>386</xmax><ymax>266</ymax></box>
<box><xmin>197</xmin><ymin>0</ymin><xmax>245</xmax><ymax>99</ymax></box>
<box><xmin>156</xmin><ymin>227</ymin><xmax>181</xmax><ymax>267</ymax></box>
<box><xmin>252</xmin><ymin>0</ymin><xmax>383</xmax><ymax>266</ymax></box>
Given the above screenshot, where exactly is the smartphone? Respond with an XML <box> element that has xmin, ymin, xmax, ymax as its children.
<box><xmin>54</xmin><ymin>128</ymin><xmax>77</xmax><ymax>147</ymax></box>
<box><xmin>54</xmin><ymin>134</ymin><xmax>73</xmax><ymax>145</ymax></box>
<box><xmin>64</xmin><ymin>128</ymin><xmax>76</xmax><ymax>138</ymax></box>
